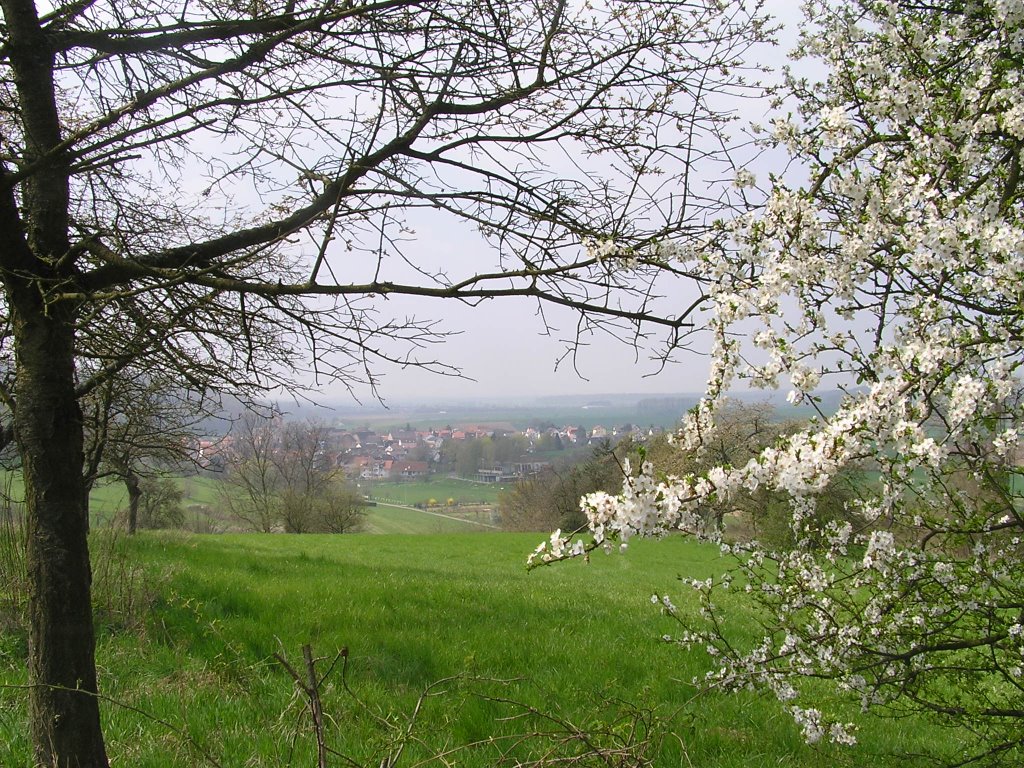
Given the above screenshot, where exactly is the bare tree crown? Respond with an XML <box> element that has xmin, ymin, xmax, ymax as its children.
<box><xmin>3</xmin><ymin>0</ymin><xmax>770</xmax><ymax>400</ymax></box>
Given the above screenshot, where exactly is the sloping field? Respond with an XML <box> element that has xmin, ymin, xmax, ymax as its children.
<box><xmin>367</xmin><ymin>477</ymin><xmax>506</xmax><ymax>506</ymax></box>
<box><xmin>362</xmin><ymin>503</ymin><xmax>492</xmax><ymax>534</ymax></box>
<box><xmin>0</xmin><ymin>533</ymin><xmax>950</xmax><ymax>766</ymax></box>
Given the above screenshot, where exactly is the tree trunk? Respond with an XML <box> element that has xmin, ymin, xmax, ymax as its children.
<box><xmin>14</xmin><ymin>302</ymin><xmax>109</xmax><ymax>767</ymax></box>
<box><xmin>0</xmin><ymin>0</ymin><xmax>110</xmax><ymax>761</ymax></box>
<box><xmin>125</xmin><ymin>469</ymin><xmax>141</xmax><ymax>536</ymax></box>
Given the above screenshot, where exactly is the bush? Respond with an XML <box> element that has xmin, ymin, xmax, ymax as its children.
<box><xmin>500</xmin><ymin>443</ymin><xmax>626</xmax><ymax>532</ymax></box>
<box><xmin>138</xmin><ymin>476</ymin><xmax>185</xmax><ymax>530</ymax></box>
<box><xmin>281</xmin><ymin>484</ymin><xmax>366</xmax><ymax>534</ymax></box>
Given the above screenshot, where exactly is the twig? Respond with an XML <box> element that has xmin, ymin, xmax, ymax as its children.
<box><xmin>274</xmin><ymin>643</ymin><xmax>337</xmax><ymax>768</ymax></box>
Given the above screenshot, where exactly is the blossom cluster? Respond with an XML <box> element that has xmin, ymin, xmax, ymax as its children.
<box><xmin>533</xmin><ymin>1</ymin><xmax>1024</xmax><ymax>760</ymax></box>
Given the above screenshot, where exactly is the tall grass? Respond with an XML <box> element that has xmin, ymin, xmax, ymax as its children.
<box><xmin>0</xmin><ymin>502</ymin><xmax>164</xmax><ymax>636</ymax></box>
<box><xmin>90</xmin><ymin>525</ymin><xmax>170</xmax><ymax>633</ymax></box>
<box><xmin>1</xmin><ymin>533</ymin><xmax>958</xmax><ymax>766</ymax></box>
<box><xmin>0</xmin><ymin>497</ymin><xmax>27</xmax><ymax>630</ymax></box>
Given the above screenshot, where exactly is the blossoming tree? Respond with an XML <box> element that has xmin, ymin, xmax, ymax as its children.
<box><xmin>533</xmin><ymin>1</ymin><xmax>1024</xmax><ymax>762</ymax></box>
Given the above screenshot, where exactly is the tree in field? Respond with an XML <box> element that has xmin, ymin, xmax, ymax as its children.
<box><xmin>274</xmin><ymin>419</ymin><xmax>356</xmax><ymax>533</ymax></box>
<box><xmin>0</xmin><ymin>2</ymin><xmax>772</xmax><ymax>760</ymax></box>
<box><xmin>80</xmin><ymin>368</ymin><xmax>209</xmax><ymax>534</ymax></box>
<box><xmin>222</xmin><ymin>413</ymin><xmax>365</xmax><ymax>533</ymax></box>
<box><xmin>452</xmin><ymin>437</ymin><xmax>485</xmax><ymax>478</ymax></box>
<box><xmin>533</xmin><ymin>2</ymin><xmax>1024</xmax><ymax>763</ymax></box>
<box><xmin>219</xmin><ymin>410</ymin><xmax>284</xmax><ymax>532</ymax></box>
<box><xmin>135</xmin><ymin>476</ymin><xmax>185</xmax><ymax>530</ymax></box>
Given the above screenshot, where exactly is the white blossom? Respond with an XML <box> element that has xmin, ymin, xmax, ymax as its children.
<box><xmin>532</xmin><ymin>1</ymin><xmax>1024</xmax><ymax>758</ymax></box>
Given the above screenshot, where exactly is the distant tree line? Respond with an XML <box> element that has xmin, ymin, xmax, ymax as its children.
<box><xmin>440</xmin><ymin>434</ymin><xmax>531</xmax><ymax>478</ymax></box>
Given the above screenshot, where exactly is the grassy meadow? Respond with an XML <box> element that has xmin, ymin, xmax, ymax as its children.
<box><xmin>0</xmin><ymin>532</ymin><xmax>954</xmax><ymax>767</ymax></box>
<box><xmin>361</xmin><ymin>503</ymin><xmax>494</xmax><ymax>534</ymax></box>
<box><xmin>365</xmin><ymin>477</ymin><xmax>506</xmax><ymax>506</ymax></box>
<box><xmin>0</xmin><ymin>471</ymin><xmax>497</xmax><ymax>534</ymax></box>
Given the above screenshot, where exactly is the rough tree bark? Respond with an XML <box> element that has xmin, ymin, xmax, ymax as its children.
<box><xmin>9</xmin><ymin>285</ymin><xmax>107</xmax><ymax>767</ymax></box>
<box><xmin>2</xmin><ymin>0</ymin><xmax>108</xmax><ymax>761</ymax></box>
<box><xmin>17</xmin><ymin>311</ymin><xmax>107</xmax><ymax>768</ymax></box>
<box><xmin>124</xmin><ymin>469</ymin><xmax>141</xmax><ymax>536</ymax></box>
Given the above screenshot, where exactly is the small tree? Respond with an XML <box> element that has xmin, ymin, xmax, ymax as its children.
<box><xmin>80</xmin><ymin>368</ymin><xmax>210</xmax><ymax>534</ymax></box>
<box><xmin>136</xmin><ymin>476</ymin><xmax>184</xmax><ymax>530</ymax></box>
<box><xmin>219</xmin><ymin>411</ymin><xmax>282</xmax><ymax>533</ymax></box>
<box><xmin>533</xmin><ymin>2</ymin><xmax>1024</xmax><ymax>764</ymax></box>
<box><xmin>310</xmin><ymin>484</ymin><xmax>365</xmax><ymax>534</ymax></box>
<box><xmin>454</xmin><ymin>438</ymin><xmax>485</xmax><ymax>479</ymax></box>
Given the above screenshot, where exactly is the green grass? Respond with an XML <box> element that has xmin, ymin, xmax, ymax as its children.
<box><xmin>174</xmin><ymin>475</ymin><xmax>225</xmax><ymax>507</ymax></box>
<box><xmin>364</xmin><ymin>477</ymin><xmax>506</xmax><ymax>506</ymax></box>
<box><xmin>0</xmin><ymin>470</ymin><xmax>131</xmax><ymax>526</ymax></box>
<box><xmin>0</xmin><ymin>532</ymin><xmax>954</xmax><ymax>767</ymax></box>
<box><xmin>0</xmin><ymin>471</ymin><xmax>498</xmax><ymax>534</ymax></box>
<box><xmin>362</xmin><ymin>503</ymin><xmax>491</xmax><ymax>534</ymax></box>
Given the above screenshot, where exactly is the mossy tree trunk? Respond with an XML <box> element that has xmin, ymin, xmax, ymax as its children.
<box><xmin>2</xmin><ymin>0</ymin><xmax>110</xmax><ymax>761</ymax></box>
<box><xmin>10</xmin><ymin>294</ymin><xmax>108</xmax><ymax>767</ymax></box>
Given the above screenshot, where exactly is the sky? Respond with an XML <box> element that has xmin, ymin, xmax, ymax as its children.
<box><xmin>311</xmin><ymin>2</ymin><xmax>800</xmax><ymax>404</ymax></box>
<box><xmin>334</xmin><ymin>288</ymin><xmax>717</xmax><ymax>402</ymax></box>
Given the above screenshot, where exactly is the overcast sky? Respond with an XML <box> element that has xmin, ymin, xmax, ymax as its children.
<box><xmin>312</xmin><ymin>2</ymin><xmax>799</xmax><ymax>404</ymax></box>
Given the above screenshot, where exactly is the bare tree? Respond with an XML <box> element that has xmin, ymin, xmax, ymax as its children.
<box><xmin>221</xmin><ymin>413</ymin><xmax>364</xmax><ymax>532</ymax></box>
<box><xmin>276</xmin><ymin>420</ymin><xmax>365</xmax><ymax>533</ymax></box>
<box><xmin>219</xmin><ymin>410</ymin><xmax>283</xmax><ymax>532</ymax></box>
<box><xmin>276</xmin><ymin>419</ymin><xmax>332</xmax><ymax>532</ymax></box>
<box><xmin>0</xmin><ymin>0</ymin><xmax>770</xmax><ymax>763</ymax></box>
<box><xmin>80</xmin><ymin>367</ymin><xmax>212</xmax><ymax>534</ymax></box>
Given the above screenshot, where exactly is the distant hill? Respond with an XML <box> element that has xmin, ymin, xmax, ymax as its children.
<box><xmin>203</xmin><ymin>389</ymin><xmax>855</xmax><ymax>435</ymax></box>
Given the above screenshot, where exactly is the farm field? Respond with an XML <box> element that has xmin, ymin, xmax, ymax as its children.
<box><xmin>0</xmin><ymin>472</ymin><xmax>497</xmax><ymax>534</ymax></box>
<box><xmin>0</xmin><ymin>532</ymin><xmax>952</xmax><ymax>767</ymax></box>
<box><xmin>362</xmin><ymin>503</ymin><xmax>495</xmax><ymax>534</ymax></box>
<box><xmin>364</xmin><ymin>477</ymin><xmax>506</xmax><ymax>506</ymax></box>
<box><xmin>320</xmin><ymin>400</ymin><xmax>695</xmax><ymax>433</ymax></box>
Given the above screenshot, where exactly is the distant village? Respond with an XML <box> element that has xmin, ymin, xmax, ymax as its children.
<box><xmin>195</xmin><ymin>421</ymin><xmax>665</xmax><ymax>485</ymax></box>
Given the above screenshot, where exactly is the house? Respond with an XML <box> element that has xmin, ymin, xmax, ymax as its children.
<box><xmin>476</xmin><ymin>459</ymin><xmax>549</xmax><ymax>483</ymax></box>
<box><xmin>193</xmin><ymin>436</ymin><xmax>234</xmax><ymax>470</ymax></box>
<box><xmin>390</xmin><ymin>460</ymin><xmax>429</xmax><ymax>479</ymax></box>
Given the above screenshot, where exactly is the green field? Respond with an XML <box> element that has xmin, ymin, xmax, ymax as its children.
<box><xmin>362</xmin><ymin>503</ymin><xmax>495</xmax><ymax>534</ymax></box>
<box><xmin>364</xmin><ymin>477</ymin><xmax>506</xmax><ymax>506</ymax></box>
<box><xmin>0</xmin><ymin>533</ymin><xmax>950</xmax><ymax>766</ymax></box>
<box><xmin>324</xmin><ymin>401</ymin><xmax>692</xmax><ymax>432</ymax></box>
<box><xmin>0</xmin><ymin>472</ymin><xmax>495</xmax><ymax>534</ymax></box>
<box><xmin>170</xmin><ymin>475</ymin><xmax>497</xmax><ymax>533</ymax></box>
<box><xmin>0</xmin><ymin>470</ymin><xmax>132</xmax><ymax>525</ymax></box>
